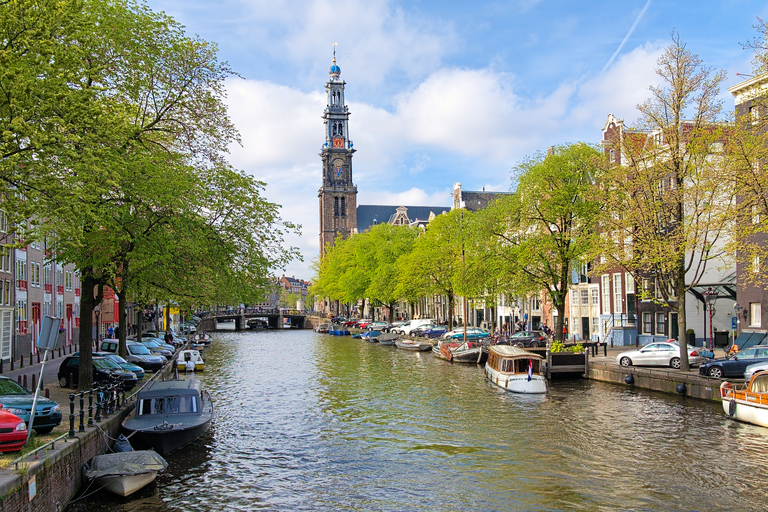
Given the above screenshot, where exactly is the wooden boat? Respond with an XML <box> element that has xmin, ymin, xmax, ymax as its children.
<box><xmin>720</xmin><ymin>371</ymin><xmax>768</xmax><ymax>427</ymax></box>
<box><xmin>193</xmin><ymin>331</ymin><xmax>213</xmax><ymax>348</ymax></box>
<box><xmin>395</xmin><ymin>339</ymin><xmax>432</xmax><ymax>351</ymax></box>
<box><xmin>176</xmin><ymin>349</ymin><xmax>204</xmax><ymax>372</ymax></box>
<box><xmin>85</xmin><ymin>450</ymin><xmax>167</xmax><ymax>497</ymax></box>
<box><xmin>485</xmin><ymin>345</ymin><xmax>547</xmax><ymax>394</ymax></box>
<box><xmin>122</xmin><ymin>378</ymin><xmax>214</xmax><ymax>456</ymax></box>
<box><xmin>435</xmin><ymin>340</ymin><xmax>486</xmax><ymax>363</ymax></box>
<box><xmin>314</xmin><ymin>323</ymin><xmax>331</xmax><ymax>333</ymax></box>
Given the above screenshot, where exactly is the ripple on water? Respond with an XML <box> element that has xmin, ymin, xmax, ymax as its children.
<box><xmin>66</xmin><ymin>330</ymin><xmax>768</xmax><ymax>512</ymax></box>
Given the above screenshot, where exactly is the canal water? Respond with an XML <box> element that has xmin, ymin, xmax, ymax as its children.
<box><xmin>68</xmin><ymin>329</ymin><xmax>768</xmax><ymax>511</ymax></box>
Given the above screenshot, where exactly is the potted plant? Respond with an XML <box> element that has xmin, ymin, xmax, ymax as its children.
<box><xmin>686</xmin><ymin>328</ymin><xmax>695</xmax><ymax>347</ymax></box>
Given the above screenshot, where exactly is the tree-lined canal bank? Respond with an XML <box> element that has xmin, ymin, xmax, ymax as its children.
<box><xmin>68</xmin><ymin>329</ymin><xmax>768</xmax><ymax>511</ymax></box>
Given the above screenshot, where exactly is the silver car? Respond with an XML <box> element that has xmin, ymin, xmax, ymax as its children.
<box><xmin>744</xmin><ymin>361</ymin><xmax>768</xmax><ymax>382</ymax></box>
<box><xmin>616</xmin><ymin>341</ymin><xmax>705</xmax><ymax>369</ymax></box>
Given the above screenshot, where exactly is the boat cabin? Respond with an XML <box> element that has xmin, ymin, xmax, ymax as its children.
<box><xmin>750</xmin><ymin>372</ymin><xmax>768</xmax><ymax>394</ymax></box>
<box><xmin>487</xmin><ymin>345</ymin><xmax>544</xmax><ymax>375</ymax></box>
<box><xmin>136</xmin><ymin>380</ymin><xmax>202</xmax><ymax>417</ymax></box>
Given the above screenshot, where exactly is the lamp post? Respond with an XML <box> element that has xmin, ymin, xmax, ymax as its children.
<box><xmin>734</xmin><ymin>302</ymin><xmax>743</xmax><ymax>337</ymax></box>
<box><xmin>703</xmin><ymin>287</ymin><xmax>718</xmax><ymax>351</ymax></box>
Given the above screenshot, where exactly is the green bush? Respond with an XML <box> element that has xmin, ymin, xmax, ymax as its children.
<box><xmin>550</xmin><ymin>340</ymin><xmax>584</xmax><ymax>353</ymax></box>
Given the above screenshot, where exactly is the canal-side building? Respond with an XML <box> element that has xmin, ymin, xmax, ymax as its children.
<box><xmin>599</xmin><ymin>113</ymin><xmax>735</xmax><ymax>347</ymax></box>
<box><xmin>728</xmin><ymin>73</ymin><xmax>768</xmax><ymax>344</ymax></box>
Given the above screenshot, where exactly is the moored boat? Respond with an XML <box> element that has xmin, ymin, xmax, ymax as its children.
<box><xmin>377</xmin><ymin>333</ymin><xmax>399</xmax><ymax>345</ymax></box>
<box><xmin>720</xmin><ymin>371</ymin><xmax>768</xmax><ymax>427</ymax></box>
<box><xmin>122</xmin><ymin>378</ymin><xmax>213</xmax><ymax>456</ymax></box>
<box><xmin>85</xmin><ymin>450</ymin><xmax>167</xmax><ymax>497</ymax></box>
<box><xmin>176</xmin><ymin>349</ymin><xmax>205</xmax><ymax>372</ymax></box>
<box><xmin>395</xmin><ymin>339</ymin><xmax>432</xmax><ymax>351</ymax></box>
<box><xmin>485</xmin><ymin>345</ymin><xmax>547</xmax><ymax>394</ymax></box>
<box><xmin>435</xmin><ymin>340</ymin><xmax>486</xmax><ymax>363</ymax></box>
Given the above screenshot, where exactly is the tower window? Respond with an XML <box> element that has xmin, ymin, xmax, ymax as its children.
<box><xmin>334</xmin><ymin>197</ymin><xmax>339</xmax><ymax>217</ymax></box>
<box><xmin>340</xmin><ymin>197</ymin><xmax>346</xmax><ymax>217</ymax></box>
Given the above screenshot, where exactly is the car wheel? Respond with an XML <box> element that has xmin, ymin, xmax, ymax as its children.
<box><xmin>530</xmin><ymin>341</ymin><xmax>539</xmax><ymax>348</ymax></box>
<box><xmin>619</xmin><ymin>356</ymin><xmax>632</xmax><ymax>367</ymax></box>
<box><xmin>708</xmin><ymin>366</ymin><xmax>724</xmax><ymax>379</ymax></box>
<box><xmin>670</xmin><ymin>357</ymin><xmax>681</xmax><ymax>369</ymax></box>
<box><xmin>34</xmin><ymin>426</ymin><xmax>54</xmax><ymax>435</ymax></box>
<box><xmin>424</xmin><ymin>334</ymin><xmax>431</xmax><ymax>339</ymax></box>
<box><xmin>59</xmin><ymin>375</ymin><xmax>69</xmax><ymax>387</ymax></box>
<box><xmin>516</xmin><ymin>342</ymin><xmax>524</xmax><ymax>348</ymax></box>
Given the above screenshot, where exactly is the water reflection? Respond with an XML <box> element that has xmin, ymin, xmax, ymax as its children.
<box><xmin>68</xmin><ymin>329</ymin><xmax>768</xmax><ymax>511</ymax></box>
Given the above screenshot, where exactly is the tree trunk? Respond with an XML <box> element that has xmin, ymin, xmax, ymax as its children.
<box><xmin>116</xmin><ymin>287</ymin><xmax>128</xmax><ymax>359</ymax></box>
<box><xmin>77</xmin><ymin>270</ymin><xmax>102</xmax><ymax>391</ymax></box>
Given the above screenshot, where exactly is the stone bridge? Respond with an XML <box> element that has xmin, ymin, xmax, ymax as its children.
<box><xmin>197</xmin><ymin>308</ymin><xmax>307</xmax><ymax>331</ymax></box>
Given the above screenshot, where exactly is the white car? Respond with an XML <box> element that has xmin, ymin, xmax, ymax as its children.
<box><xmin>616</xmin><ymin>341</ymin><xmax>705</xmax><ymax>369</ymax></box>
<box><xmin>393</xmin><ymin>319</ymin><xmax>434</xmax><ymax>336</ymax></box>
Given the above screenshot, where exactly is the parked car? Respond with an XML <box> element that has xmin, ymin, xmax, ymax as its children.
<box><xmin>0</xmin><ymin>376</ymin><xmax>62</xmax><ymax>434</ymax></box>
<box><xmin>99</xmin><ymin>340</ymin><xmax>166</xmax><ymax>372</ymax></box>
<box><xmin>392</xmin><ymin>319</ymin><xmax>435</xmax><ymax>336</ymax></box>
<box><xmin>744</xmin><ymin>360</ymin><xmax>768</xmax><ymax>382</ymax></box>
<box><xmin>91</xmin><ymin>352</ymin><xmax>145</xmax><ymax>380</ymax></box>
<box><xmin>507</xmin><ymin>330</ymin><xmax>549</xmax><ymax>348</ymax></box>
<box><xmin>617</xmin><ymin>341</ymin><xmax>705</xmax><ymax>369</ymax></box>
<box><xmin>367</xmin><ymin>321</ymin><xmax>389</xmax><ymax>331</ymax></box>
<box><xmin>385</xmin><ymin>321</ymin><xmax>405</xmax><ymax>332</ymax></box>
<box><xmin>421</xmin><ymin>326</ymin><xmax>449</xmax><ymax>339</ymax></box>
<box><xmin>410</xmin><ymin>324</ymin><xmax>436</xmax><ymax>337</ymax></box>
<box><xmin>699</xmin><ymin>345</ymin><xmax>768</xmax><ymax>378</ymax></box>
<box><xmin>355</xmin><ymin>319</ymin><xmax>373</xmax><ymax>329</ymax></box>
<box><xmin>445</xmin><ymin>328</ymin><xmax>491</xmax><ymax>341</ymax></box>
<box><xmin>58</xmin><ymin>356</ymin><xmax>139</xmax><ymax>390</ymax></box>
<box><xmin>0</xmin><ymin>409</ymin><xmax>27</xmax><ymax>452</ymax></box>
<box><xmin>138</xmin><ymin>340</ymin><xmax>174</xmax><ymax>358</ymax></box>
<box><xmin>178</xmin><ymin>321</ymin><xmax>197</xmax><ymax>333</ymax></box>
<box><xmin>343</xmin><ymin>319</ymin><xmax>359</xmax><ymax>328</ymax></box>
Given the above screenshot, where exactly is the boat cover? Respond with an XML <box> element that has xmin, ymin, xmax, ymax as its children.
<box><xmin>490</xmin><ymin>345</ymin><xmax>544</xmax><ymax>359</ymax></box>
<box><xmin>86</xmin><ymin>450</ymin><xmax>168</xmax><ymax>479</ymax></box>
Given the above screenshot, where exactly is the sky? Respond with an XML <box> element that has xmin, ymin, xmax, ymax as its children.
<box><xmin>149</xmin><ymin>0</ymin><xmax>768</xmax><ymax>281</ymax></box>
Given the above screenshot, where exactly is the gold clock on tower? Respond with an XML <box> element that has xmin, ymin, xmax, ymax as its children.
<box><xmin>333</xmin><ymin>137</ymin><xmax>344</xmax><ymax>148</ymax></box>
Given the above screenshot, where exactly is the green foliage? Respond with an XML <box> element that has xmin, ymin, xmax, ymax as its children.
<box><xmin>550</xmin><ymin>340</ymin><xmax>584</xmax><ymax>353</ymax></box>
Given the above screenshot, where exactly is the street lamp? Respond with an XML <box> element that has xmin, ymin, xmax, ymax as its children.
<box><xmin>703</xmin><ymin>287</ymin><xmax>718</xmax><ymax>351</ymax></box>
<box><xmin>734</xmin><ymin>302</ymin><xmax>744</xmax><ymax>336</ymax></box>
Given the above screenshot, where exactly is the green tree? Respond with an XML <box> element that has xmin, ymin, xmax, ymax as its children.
<box><xmin>598</xmin><ymin>34</ymin><xmax>731</xmax><ymax>370</ymax></box>
<box><xmin>363</xmin><ymin>223</ymin><xmax>418</xmax><ymax>321</ymax></box>
<box><xmin>483</xmin><ymin>143</ymin><xmax>602</xmax><ymax>342</ymax></box>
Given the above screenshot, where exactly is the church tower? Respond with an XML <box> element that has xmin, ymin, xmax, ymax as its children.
<box><xmin>318</xmin><ymin>46</ymin><xmax>357</xmax><ymax>256</ymax></box>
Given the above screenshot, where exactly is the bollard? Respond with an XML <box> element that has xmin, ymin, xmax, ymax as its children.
<box><xmin>22</xmin><ymin>375</ymin><xmax>27</xmax><ymax>389</ymax></box>
<box><xmin>45</xmin><ymin>388</ymin><xmax>49</xmax><ymax>398</ymax></box>
<box><xmin>79</xmin><ymin>392</ymin><xmax>85</xmax><ymax>432</ymax></box>
<box><xmin>68</xmin><ymin>393</ymin><xmax>75</xmax><ymax>437</ymax></box>
<box><xmin>603</xmin><ymin>343</ymin><xmax>607</xmax><ymax>357</ymax></box>
<box><xmin>17</xmin><ymin>376</ymin><xmax>21</xmax><ymax>385</ymax></box>
<box><xmin>19</xmin><ymin>355</ymin><xmax>23</xmax><ymax>368</ymax></box>
<box><xmin>31</xmin><ymin>374</ymin><xmax>35</xmax><ymax>391</ymax></box>
<box><xmin>10</xmin><ymin>359</ymin><xmax>13</xmax><ymax>371</ymax></box>
<box><xmin>68</xmin><ymin>373</ymin><xmax>73</xmax><ymax>389</ymax></box>
<box><xmin>88</xmin><ymin>388</ymin><xmax>94</xmax><ymax>427</ymax></box>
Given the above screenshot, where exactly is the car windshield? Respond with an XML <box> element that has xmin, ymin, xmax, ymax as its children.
<box><xmin>0</xmin><ymin>379</ymin><xmax>28</xmax><ymax>395</ymax></box>
<box><xmin>93</xmin><ymin>358</ymin><xmax>118</xmax><ymax>370</ymax></box>
<box><xmin>129</xmin><ymin>344</ymin><xmax>152</xmax><ymax>355</ymax></box>
<box><xmin>105</xmin><ymin>354</ymin><xmax>128</xmax><ymax>364</ymax></box>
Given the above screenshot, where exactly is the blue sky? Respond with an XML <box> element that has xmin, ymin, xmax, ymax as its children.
<box><xmin>150</xmin><ymin>0</ymin><xmax>768</xmax><ymax>279</ymax></box>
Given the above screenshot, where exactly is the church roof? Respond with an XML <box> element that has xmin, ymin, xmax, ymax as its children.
<box><xmin>356</xmin><ymin>205</ymin><xmax>451</xmax><ymax>232</ymax></box>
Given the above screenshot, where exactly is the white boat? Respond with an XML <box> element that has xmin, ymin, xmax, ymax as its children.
<box><xmin>176</xmin><ymin>349</ymin><xmax>205</xmax><ymax>372</ymax></box>
<box><xmin>485</xmin><ymin>345</ymin><xmax>547</xmax><ymax>394</ymax></box>
<box><xmin>721</xmin><ymin>371</ymin><xmax>768</xmax><ymax>427</ymax></box>
<box><xmin>86</xmin><ymin>450</ymin><xmax>167</xmax><ymax>497</ymax></box>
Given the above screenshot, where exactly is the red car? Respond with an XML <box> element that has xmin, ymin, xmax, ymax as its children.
<box><xmin>0</xmin><ymin>407</ymin><xmax>28</xmax><ymax>452</ymax></box>
<box><xmin>356</xmin><ymin>320</ymin><xmax>373</xmax><ymax>329</ymax></box>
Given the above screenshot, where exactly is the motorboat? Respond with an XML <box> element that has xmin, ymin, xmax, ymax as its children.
<box><xmin>85</xmin><ymin>450</ymin><xmax>167</xmax><ymax>497</ymax></box>
<box><xmin>122</xmin><ymin>378</ymin><xmax>213</xmax><ymax>456</ymax></box>
<box><xmin>193</xmin><ymin>331</ymin><xmax>213</xmax><ymax>347</ymax></box>
<box><xmin>721</xmin><ymin>371</ymin><xmax>768</xmax><ymax>427</ymax></box>
<box><xmin>395</xmin><ymin>339</ymin><xmax>432</xmax><ymax>351</ymax></box>
<box><xmin>314</xmin><ymin>323</ymin><xmax>331</xmax><ymax>333</ymax></box>
<box><xmin>176</xmin><ymin>349</ymin><xmax>204</xmax><ymax>372</ymax></box>
<box><xmin>485</xmin><ymin>345</ymin><xmax>547</xmax><ymax>394</ymax></box>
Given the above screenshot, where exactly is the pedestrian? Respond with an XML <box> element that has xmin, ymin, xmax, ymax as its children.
<box><xmin>107</xmin><ymin>325</ymin><xmax>114</xmax><ymax>338</ymax></box>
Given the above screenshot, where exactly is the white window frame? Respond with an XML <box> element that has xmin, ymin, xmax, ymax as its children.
<box><xmin>613</xmin><ymin>273</ymin><xmax>623</xmax><ymax>314</ymax></box>
<box><xmin>750</xmin><ymin>303</ymin><xmax>762</xmax><ymax>328</ymax></box>
<box><xmin>601</xmin><ymin>275</ymin><xmax>610</xmax><ymax>315</ymax></box>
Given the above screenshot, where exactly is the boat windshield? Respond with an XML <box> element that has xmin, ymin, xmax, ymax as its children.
<box><xmin>751</xmin><ymin>374</ymin><xmax>768</xmax><ymax>393</ymax></box>
<box><xmin>138</xmin><ymin>395</ymin><xmax>199</xmax><ymax>415</ymax></box>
